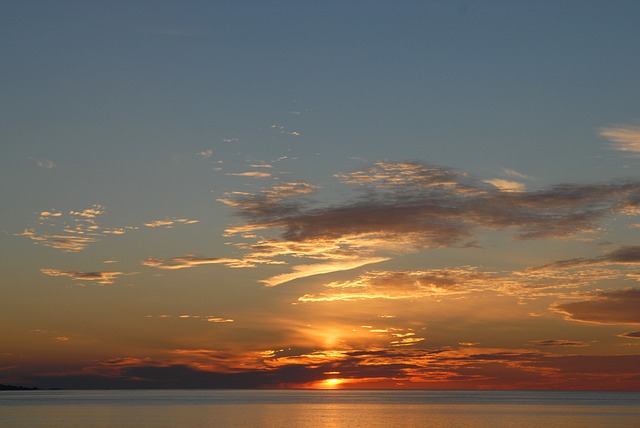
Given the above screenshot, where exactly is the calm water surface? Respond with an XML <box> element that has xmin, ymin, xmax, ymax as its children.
<box><xmin>1</xmin><ymin>390</ymin><xmax>639</xmax><ymax>428</ymax></box>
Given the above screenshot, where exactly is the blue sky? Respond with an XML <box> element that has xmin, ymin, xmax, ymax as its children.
<box><xmin>2</xmin><ymin>0</ymin><xmax>640</xmax><ymax>389</ymax></box>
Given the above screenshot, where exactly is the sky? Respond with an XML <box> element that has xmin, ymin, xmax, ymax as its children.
<box><xmin>2</xmin><ymin>0</ymin><xmax>640</xmax><ymax>390</ymax></box>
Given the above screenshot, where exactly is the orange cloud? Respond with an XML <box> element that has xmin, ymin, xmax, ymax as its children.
<box><xmin>261</xmin><ymin>257</ymin><xmax>390</xmax><ymax>287</ymax></box>
<box><xmin>298</xmin><ymin>267</ymin><xmax>484</xmax><ymax>302</ymax></box>
<box><xmin>16</xmin><ymin>345</ymin><xmax>640</xmax><ymax>390</ymax></box>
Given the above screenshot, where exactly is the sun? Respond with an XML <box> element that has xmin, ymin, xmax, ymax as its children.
<box><xmin>320</xmin><ymin>378</ymin><xmax>344</xmax><ymax>388</ymax></box>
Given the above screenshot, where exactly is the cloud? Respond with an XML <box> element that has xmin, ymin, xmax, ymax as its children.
<box><xmin>39</xmin><ymin>211</ymin><xmax>62</xmax><ymax>219</ymax></box>
<box><xmin>618</xmin><ymin>331</ymin><xmax>640</xmax><ymax>339</ymax></box>
<box><xmin>533</xmin><ymin>246</ymin><xmax>640</xmax><ymax>270</ymax></box>
<box><xmin>500</xmin><ymin>167</ymin><xmax>534</xmax><ymax>180</ymax></box>
<box><xmin>142</xmin><ymin>256</ymin><xmax>254</xmax><ymax>270</ymax></box>
<box><xmin>17</xmin><ymin>229</ymin><xmax>98</xmax><ymax>252</ymax></box>
<box><xmin>24</xmin><ymin>347</ymin><xmax>640</xmax><ymax>390</ymax></box>
<box><xmin>197</xmin><ymin>149</ymin><xmax>213</xmax><ymax>159</ymax></box>
<box><xmin>298</xmin><ymin>267</ymin><xmax>487</xmax><ymax>302</ymax></box>
<box><xmin>18</xmin><ymin>204</ymin><xmax>140</xmax><ymax>252</ymax></box>
<box><xmin>216</xmin><ymin>162</ymin><xmax>640</xmax><ymax>288</ymax></box>
<box><xmin>148</xmin><ymin>314</ymin><xmax>234</xmax><ymax>323</ymax></box>
<box><xmin>144</xmin><ymin>218</ymin><xmax>200</xmax><ymax>228</ymax></box>
<box><xmin>600</xmin><ymin>124</ymin><xmax>640</xmax><ymax>155</ymax></box>
<box><xmin>553</xmin><ymin>288</ymin><xmax>640</xmax><ymax>324</ymax></box>
<box><xmin>295</xmin><ymin>259</ymin><xmax>625</xmax><ymax>303</ymax></box>
<box><xmin>483</xmin><ymin>179</ymin><xmax>525</xmax><ymax>193</ymax></box>
<box><xmin>222</xmin><ymin>161</ymin><xmax>640</xmax><ymax>263</ymax></box>
<box><xmin>29</xmin><ymin>158</ymin><xmax>57</xmax><ymax>169</ymax></box>
<box><xmin>262</xmin><ymin>257</ymin><xmax>390</xmax><ymax>287</ymax></box>
<box><xmin>219</xmin><ymin>182</ymin><xmax>319</xmax><ymax>212</ymax></box>
<box><xmin>69</xmin><ymin>205</ymin><xmax>105</xmax><ymax>220</ymax></box>
<box><xmin>226</xmin><ymin>171</ymin><xmax>272</xmax><ymax>178</ymax></box>
<box><xmin>40</xmin><ymin>268</ymin><xmax>124</xmax><ymax>285</ymax></box>
<box><xmin>270</xmin><ymin>124</ymin><xmax>301</xmax><ymax>137</ymax></box>
<box><xmin>529</xmin><ymin>339</ymin><xmax>592</xmax><ymax>347</ymax></box>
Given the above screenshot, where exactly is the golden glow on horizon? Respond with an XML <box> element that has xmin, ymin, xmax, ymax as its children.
<box><xmin>320</xmin><ymin>378</ymin><xmax>344</xmax><ymax>388</ymax></box>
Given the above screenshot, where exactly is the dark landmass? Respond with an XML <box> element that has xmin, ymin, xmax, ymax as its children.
<box><xmin>0</xmin><ymin>384</ymin><xmax>40</xmax><ymax>391</ymax></box>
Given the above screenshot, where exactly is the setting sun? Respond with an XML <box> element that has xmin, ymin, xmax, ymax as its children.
<box><xmin>320</xmin><ymin>378</ymin><xmax>344</xmax><ymax>389</ymax></box>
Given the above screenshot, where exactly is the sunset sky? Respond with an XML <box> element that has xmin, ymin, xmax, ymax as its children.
<box><xmin>2</xmin><ymin>0</ymin><xmax>640</xmax><ymax>390</ymax></box>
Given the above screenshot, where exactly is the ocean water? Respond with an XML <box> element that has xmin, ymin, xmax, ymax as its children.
<box><xmin>1</xmin><ymin>389</ymin><xmax>639</xmax><ymax>428</ymax></box>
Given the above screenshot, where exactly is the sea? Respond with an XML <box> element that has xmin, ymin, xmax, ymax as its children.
<box><xmin>1</xmin><ymin>389</ymin><xmax>639</xmax><ymax>428</ymax></box>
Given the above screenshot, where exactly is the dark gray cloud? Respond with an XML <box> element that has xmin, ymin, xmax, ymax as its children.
<box><xmin>618</xmin><ymin>331</ymin><xmax>640</xmax><ymax>339</ymax></box>
<box><xmin>142</xmin><ymin>256</ymin><xmax>254</xmax><ymax>269</ymax></box>
<box><xmin>529</xmin><ymin>339</ymin><xmax>591</xmax><ymax>347</ymax></box>
<box><xmin>25</xmin><ymin>347</ymin><xmax>640</xmax><ymax>390</ymax></box>
<box><xmin>222</xmin><ymin>161</ymin><xmax>640</xmax><ymax>260</ymax></box>
<box><xmin>534</xmin><ymin>246</ymin><xmax>640</xmax><ymax>270</ymax></box>
<box><xmin>40</xmin><ymin>268</ymin><xmax>124</xmax><ymax>285</ymax></box>
<box><xmin>554</xmin><ymin>288</ymin><xmax>640</xmax><ymax>324</ymax></box>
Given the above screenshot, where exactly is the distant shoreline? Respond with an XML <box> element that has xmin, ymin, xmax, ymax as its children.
<box><xmin>0</xmin><ymin>384</ymin><xmax>40</xmax><ymax>391</ymax></box>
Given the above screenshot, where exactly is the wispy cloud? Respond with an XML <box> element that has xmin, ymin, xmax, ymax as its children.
<box><xmin>531</xmin><ymin>246</ymin><xmax>640</xmax><ymax>270</ymax></box>
<box><xmin>147</xmin><ymin>314</ymin><xmax>234</xmax><ymax>323</ymax></box>
<box><xmin>298</xmin><ymin>267</ymin><xmax>485</xmax><ymax>302</ymax></box>
<box><xmin>618</xmin><ymin>331</ymin><xmax>640</xmax><ymax>339</ymax></box>
<box><xmin>600</xmin><ymin>124</ymin><xmax>640</xmax><ymax>155</ymax></box>
<box><xmin>144</xmin><ymin>218</ymin><xmax>200</xmax><ymax>228</ymax></box>
<box><xmin>142</xmin><ymin>256</ymin><xmax>254</xmax><ymax>269</ymax></box>
<box><xmin>17</xmin><ymin>204</ymin><xmax>135</xmax><ymax>252</ymax></box>
<box><xmin>17</xmin><ymin>229</ymin><xmax>98</xmax><ymax>252</ymax></box>
<box><xmin>28</xmin><ymin>158</ymin><xmax>57</xmax><ymax>169</ymax></box>
<box><xmin>226</xmin><ymin>171</ymin><xmax>272</xmax><ymax>178</ymax></box>
<box><xmin>40</xmin><ymin>268</ymin><xmax>124</xmax><ymax>285</ymax></box>
<box><xmin>529</xmin><ymin>339</ymin><xmax>592</xmax><ymax>347</ymax></box>
<box><xmin>499</xmin><ymin>167</ymin><xmax>534</xmax><ymax>180</ymax></box>
<box><xmin>196</xmin><ymin>149</ymin><xmax>213</xmax><ymax>159</ymax></box>
<box><xmin>262</xmin><ymin>257</ymin><xmax>389</xmax><ymax>287</ymax></box>
<box><xmin>270</xmin><ymin>124</ymin><xmax>301</xmax><ymax>137</ymax></box>
<box><xmin>295</xmin><ymin>260</ymin><xmax>621</xmax><ymax>303</ymax></box>
<box><xmin>483</xmin><ymin>179</ymin><xmax>525</xmax><ymax>193</ymax></box>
